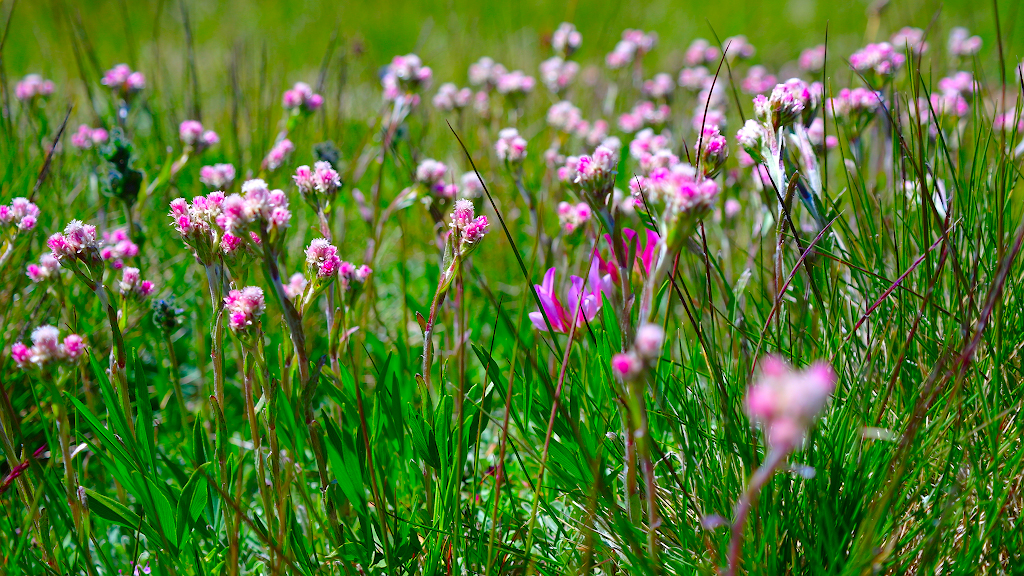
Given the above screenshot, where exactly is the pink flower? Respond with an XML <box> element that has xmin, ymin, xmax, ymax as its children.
<box><xmin>891</xmin><ymin>27</ymin><xmax>928</xmax><ymax>55</ymax></box>
<box><xmin>552</xmin><ymin>22</ymin><xmax>582</xmax><ymax>57</ymax></box>
<box><xmin>495</xmin><ymin>128</ymin><xmax>527</xmax><ymax>163</ymax></box>
<box><xmin>224</xmin><ymin>286</ymin><xmax>266</xmax><ymax>331</ymax></box>
<box><xmin>263</xmin><ymin>139</ymin><xmax>294</xmax><ymax>171</ymax></box>
<box><xmin>495</xmin><ymin>70</ymin><xmax>535</xmax><ymax>96</ymax></box>
<box><xmin>744</xmin><ymin>355</ymin><xmax>836</xmax><ymax>451</ymax></box>
<box><xmin>642</xmin><ymin>73</ymin><xmax>675</xmax><ymax>100</ymax></box>
<box><xmin>382</xmin><ymin>54</ymin><xmax>432</xmax><ymax>102</ymax></box>
<box><xmin>547</xmin><ymin>101</ymin><xmax>583</xmax><ymax>132</ymax></box>
<box><xmin>102</xmin><ymin>64</ymin><xmax>144</xmax><ymax>96</ymax></box>
<box><xmin>305</xmin><ymin>238</ymin><xmax>342</xmax><ymax>278</ymax></box>
<box><xmin>611</xmin><ymin>352</ymin><xmax>643</xmax><ymax>380</ymax></box>
<box><xmin>199</xmin><ymin>163</ymin><xmax>235</xmax><ymax>190</ymax></box>
<box><xmin>179</xmin><ymin>120</ymin><xmax>204</xmax><ymax>146</ymax></box>
<box><xmin>282</xmin><ymin>81</ymin><xmax>323</xmax><ymax>112</ymax></box>
<box><xmin>284</xmin><ymin>273</ymin><xmax>308</xmax><ymax>300</ymax></box>
<box><xmin>11</xmin><ymin>325</ymin><xmax>87</xmax><ymax>369</ymax></box>
<box><xmin>15</xmin><ymin>74</ymin><xmax>55</xmax><ymax>102</ymax></box>
<box><xmin>634</xmin><ymin>323</ymin><xmax>664</xmax><ymax>359</ymax></box>
<box><xmin>26</xmin><ymin>253</ymin><xmax>60</xmax><ymax>282</ymax></box>
<box><xmin>601</xmin><ymin>227</ymin><xmax>660</xmax><ymax>281</ymax></box>
<box><xmin>849</xmin><ymin>43</ymin><xmax>905</xmax><ymax>77</ymax></box>
<box><xmin>948</xmin><ymin>27</ymin><xmax>982</xmax><ymax>57</ymax></box>
<box><xmin>557</xmin><ymin>201</ymin><xmax>592</xmax><ymax>233</ymax></box>
<box><xmin>1</xmin><ymin>197</ymin><xmax>40</xmax><ymax>232</ymax></box>
<box><xmin>539</xmin><ymin>57</ymin><xmax>579</xmax><ymax>93</ymax></box>
<box><xmin>684</xmin><ymin>39</ymin><xmax>720</xmax><ymax>67</ymax></box>
<box><xmin>799</xmin><ymin>44</ymin><xmax>827</xmax><ymax>73</ymax></box>
<box><xmin>529</xmin><ymin>260</ymin><xmax>610</xmax><ymax>334</ymax></box>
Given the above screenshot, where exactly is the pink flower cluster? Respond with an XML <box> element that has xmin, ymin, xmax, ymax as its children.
<box><xmin>263</xmin><ymin>139</ymin><xmax>294</xmax><ymax>171</ymax></box>
<box><xmin>630</xmin><ymin>129</ymin><xmax>677</xmax><ymax>174</ymax></box>
<box><xmin>573</xmin><ymin>119</ymin><xmax>610</xmax><ymax>147</ymax></box>
<box><xmin>495</xmin><ymin>128</ymin><xmax>527</xmax><ymax>163</ymax></box>
<box><xmin>745</xmin><ymin>355</ymin><xmax>836</xmax><ymax>451</ymax></box>
<box><xmin>0</xmin><ymin>197</ymin><xmax>39</xmax><ymax>232</ymax></box>
<box><xmin>284</xmin><ymin>273</ymin><xmax>307</xmax><ymax>300</ymax></box>
<box><xmin>678</xmin><ymin>66</ymin><xmax>711</xmax><ymax>91</ymax></box>
<box><xmin>468</xmin><ymin>57</ymin><xmax>507</xmax><ymax>90</ymax></box>
<box><xmin>611</xmin><ymin>323</ymin><xmax>665</xmax><ymax>380</ymax></box>
<box><xmin>220</xmin><ymin>179</ymin><xmax>291</xmax><ymax>234</ymax></box>
<box><xmin>684</xmin><ymin>39</ymin><xmax>721</xmax><ymax>66</ymax></box>
<box><xmin>723</xmin><ymin>35</ymin><xmax>756</xmax><ymax>60</ymax></box>
<box><xmin>224</xmin><ymin>286</ymin><xmax>266</xmax><ymax>331</ymax></box>
<box><xmin>754</xmin><ymin>79</ymin><xmax>812</xmax><ymax>129</ymax></box>
<box><xmin>695</xmin><ymin>125</ymin><xmax>729</xmax><ymax>177</ymax></box>
<box><xmin>11</xmin><ymin>325</ymin><xmax>86</xmax><ymax>369</ymax></box>
<box><xmin>547</xmin><ymin>101</ymin><xmax>583</xmax><ymax>132</ymax></box>
<box><xmin>100</xmin><ymin>228</ymin><xmax>139</xmax><ymax>269</ymax></box>
<box><xmin>415</xmin><ymin>159</ymin><xmax>457</xmax><ymax>199</ymax></box>
<box><xmin>382</xmin><ymin>54</ymin><xmax>432</xmax><ymax>102</ymax></box>
<box><xmin>449</xmin><ymin>199</ymin><xmax>489</xmax><ymax>250</ymax></box>
<box><xmin>294</xmin><ymin>161</ymin><xmax>341</xmax><ymax>198</ymax></box>
<box><xmin>101</xmin><ymin>64</ymin><xmax>145</xmax><ymax>95</ymax></box>
<box><xmin>282</xmin><ymin>82</ymin><xmax>324</xmax><ymax>112</ymax></box>
<box><xmin>26</xmin><ymin>254</ymin><xmax>60</xmax><ymax>282</ymax></box>
<box><xmin>560</xmin><ymin>143</ymin><xmax>619</xmax><ymax>190</ymax></box>
<box><xmin>799</xmin><ymin>45</ymin><xmax>827</xmax><ymax>73</ymax></box>
<box><xmin>15</xmin><ymin>74</ymin><xmax>55</xmax><ymax>102</ymax></box>
<box><xmin>339</xmin><ymin>261</ymin><xmax>372</xmax><ymax>291</ymax></box>
<box><xmin>849</xmin><ymin>42</ymin><xmax>906</xmax><ymax>77</ymax></box>
<box><xmin>305</xmin><ymin>238</ymin><xmax>342</xmax><ymax>278</ymax></box>
<box><xmin>825</xmin><ymin>87</ymin><xmax>879</xmax><ymax>120</ymax></box>
<box><xmin>642</xmin><ymin>73</ymin><xmax>675</xmax><ymax>100</ymax></box>
<box><xmin>179</xmin><ymin>120</ymin><xmax>219</xmax><ymax>149</ymax></box>
<box><xmin>551</xmin><ymin>22</ymin><xmax>582</xmax><ymax>57</ymax></box>
<box><xmin>618</xmin><ymin>100</ymin><xmax>670</xmax><ymax>132</ymax></box>
<box><xmin>606</xmin><ymin>29</ymin><xmax>657</xmax><ymax>69</ymax></box>
<box><xmin>938</xmin><ymin>71</ymin><xmax>975</xmax><ymax>99</ymax></box>
<box><xmin>118</xmin><ymin>266</ymin><xmax>154</xmax><ymax>298</ymax></box>
<box><xmin>71</xmin><ymin>125</ymin><xmax>109</xmax><ymax>149</ymax></box>
<box><xmin>741</xmin><ymin>65</ymin><xmax>777</xmax><ymax>95</ymax></box>
<box><xmin>630</xmin><ymin>162</ymin><xmax>720</xmax><ymax>219</ymax></box>
<box><xmin>432</xmin><ymin>83</ymin><xmax>473</xmax><ymax>112</ymax></box>
<box><xmin>557</xmin><ymin>201</ymin><xmax>592</xmax><ymax>233</ymax></box>
<box><xmin>948</xmin><ymin>27</ymin><xmax>982</xmax><ymax>57</ymax></box>
<box><xmin>529</xmin><ymin>260</ymin><xmax>610</xmax><ymax>334</ymax></box>
<box><xmin>47</xmin><ymin>220</ymin><xmax>101</xmax><ymax>265</ymax></box>
<box><xmin>539</xmin><ymin>57</ymin><xmax>579</xmax><ymax>93</ymax></box>
<box><xmin>495</xmin><ymin>70</ymin><xmax>536</xmax><ymax>96</ymax></box>
<box><xmin>890</xmin><ymin>27</ymin><xmax>928</xmax><ymax>55</ymax></box>
<box><xmin>200</xmin><ymin>163</ymin><xmax>236</xmax><ymax>190</ymax></box>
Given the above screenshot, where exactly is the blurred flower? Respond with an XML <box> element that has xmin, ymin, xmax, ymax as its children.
<box><xmin>282</xmin><ymin>81</ymin><xmax>324</xmax><ymax>112</ymax></box>
<box><xmin>224</xmin><ymin>286</ymin><xmax>266</xmax><ymax>331</ymax></box>
<box><xmin>179</xmin><ymin>120</ymin><xmax>219</xmax><ymax>151</ymax></box>
<box><xmin>15</xmin><ymin>74</ymin><xmax>55</xmax><ymax>103</ymax></box>
<box><xmin>539</xmin><ymin>57</ymin><xmax>580</xmax><ymax>94</ymax></box>
<box><xmin>557</xmin><ymin>201</ymin><xmax>592</xmax><ymax>233</ymax></box>
<box><xmin>552</xmin><ymin>22</ymin><xmax>582</xmax><ymax>57</ymax></box>
<box><xmin>741</xmin><ymin>65</ymin><xmax>776</xmax><ymax>95</ymax></box>
<box><xmin>432</xmin><ymin>83</ymin><xmax>473</xmax><ymax>111</ymax></box>
<box><xmin>263</xmin><ymin>139</ymin><xmax>294</xmax><ymax>171</ymax></box>
<box><xmin>26</xmin><ymin>253</ymin><xmax>60</xmax><ymax>283</ymax></box>
<box><xmin>849</xmin><ymin>42</ymin><xmax>905</xmax><ymax>78</ymax></box>
<box><xmin>71</xmin><ymin>125</ymin><xmax>109</xmax><ymax>149</ymax></box>
<box><xmin>382</xmin><ymin>54</ymin><xmax>432</xmax><ymax>102</ymax></box>
<box><xmin>799</xmin><ymin>44</ymin><xmax>827</xmax><ymax>73</ymax></box>
<box><xmin>200</xmin><ymin>163</ymin><xmax>236</xmax><ymax>190</ymax></box>
<box><xmin>642</xmin><ymin>73</ymin><xmax>675</xmax><ymax>100</ymax></box>
<box><xmin>11</xmin><ymin>325</ymin><xmax>86</xmax><ymax>370</ymax></box>
<box><xmin>948</xmin><ymin>27</ymin><xmax>982</xmax><ymax>57</ymax></box>
<box><xmin>495</xmin><ymin>128</ymin><xmax>527</xmax><ymax>164</ymax></box>
<box><xmin>101</xmin><ymin>64</ymin><xmax>145</xmax><ymax>97</ymax></box>
<box><xmin>745</xmin><ymin>355</ymin><xmax>836</xmax><ymax>452</ymax></box>
<box><xmin>0</xmin><ymin>197</ymin><xmax>39</xmax><ymax>232</ymax></box>
<box><xmin>684</xmin><ymin>39</ymin><xmax>721</xmax><ymax>66</ymax></box>
<box><xmin>890</xmin><ymin>27</ymin><xmax>928</xmax><ymax>55</ymax></box>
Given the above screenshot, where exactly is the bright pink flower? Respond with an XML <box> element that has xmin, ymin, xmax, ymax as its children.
<box><xmin>611</xmin><ymin>352</ymin><xmax>643</xmax><ymax>380</ymax></box>
<box><xmin>529</xmin><ymin>260</ymin><xmax>610</xmax><ymax>334</ymax></box>
<box><xmin>224</xmin><ymin>286</ymin><xmax>266</xmax><ymax>331</ymax></box>
<box><xmin>305</xmin><ymin>238</ymin><xmax>342</xmax><ymax>278</ymax></box>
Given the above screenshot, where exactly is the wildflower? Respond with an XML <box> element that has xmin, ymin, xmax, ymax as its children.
<box><xmin>26</xmin><ymin>253</ymin><xmax>60</xmax><ymax>282</ymax></box>
<box><xmin>118</xmin><ymin>267</ymin><xmax>154</xmax><ymax>299</ymax></box>
<box><xmin>468</xmin><ymin>57</ymin><xmax>507</xmax><ymax>90</ymax></box>
<box><xmin>642</xmin><ymin>73</ymin><xmax>675</xmax><ymax>100</ymax></box>
<box><xmin>48</xmin><ymin>220</ymin><xmax>102</xmax><ymax>269</ymax></box>
<box><xmin>890</xmin><ymin>27</ymin><xmax>928</xmax><ymax>54</ymax></box>
<box><xmin>1</xmin><ymin>197</ymin><xmax>40</xmax><ymax>232</ymax></box>
<box><xmin>678</xmin><ymin>66</ymin><xmax>711</xmax><ymax>91</ymax></box>
<box><xmin>630</xmin><ymin>163</ymin><xmax>719</xmax><ymax>250</ymax></box>
<box><xmin>284</xmin><ymin>273</ymin><xmax>307</xmax><ymax>300</ymax></box>
<box><xmin>495</xmin><ymin>70</ymin><xmax>535</xmax><ymax>97</ymax></box>
<box><xmin>723</xmin><ymin>198</ymin><xmax>742</xmax><ymax>220</ymax></box>
<box><xmin>221</xmin><ymin>179</ymin><xmax>291</xmax><ymax>235</ymax></box>
<box><xmin>529</xmin><ymin>260</ymin><xmax>610</xmax><ymax>334</ymax></box>
<box><xmin>634</xmin><ymin>323</ymin><xmax>665</xmax><ymax>360</ymax></box>
<box><xmin>15</xmin><ymin>74</ymin><xmax>55</xmax><ymax>103</ymax></box>
<box><xmin>948</xmin><ymin>27</ymin><xmax>982</xmax><ymax>57</ymax></box>
<box><xmin>849</xmin><ymin>42</ymin><xmax>905</xmax><ymax>78</ymax></box>
<box><xmin>460</xmin><ymin>172</ymin><xmax>483</xmax><ymax>198</ymax></box>
<box><xmin>11</xmin><ymin>325</ymin><xmax>87</xmax><ymax>370</ymax></box>
<box><xmin>495</xmin><ymin>128</ymin><xmax>527</xmax><ymax>164</ymax></box>
<box><xmin>382</xmin><ymin>54</ymin><xmax>432</xmax><ymax>102</ymax></box>
<box><xmin>736</xmin><ymin>119</ymin><xmax>768</xmax><ymax>161</ymax></box>
<box><xmin>806</xmin><ymin>118</ymin><xmax>838</xmax><ymax>151</ymax></box>
<box><xmin>606</xmin><ymin>29</ymin><xmax>657</xmax><ymax>69</ymax></box>
<box><xmin>618</xmin><ymin>100</ymin><xmax>670</xmax><ymax>133</ymax></box>
<box><xmin>799</xmin><ymin>44</ymin><xmax>827</xmax><ymax>73</ymax></box>
<box><xmin>200</xmin><ymin>163</ymin><xmax>236</xmax><ymax>190</ymax></box>
<box><xmin>601</xmin><ymin>228</ymin><xmax>660</xmax><ymax>280</ymax></box>
<box><xmin>539</xmin><ymin>57</ymin><xmax>580</xmax><ymax>94</ymax></box>
<box><xmin>432</xmin><ymin>83</ymin><xmax>472</xmax><ymax>111</ymax></box>
<box><xmin>557</xmin><ymin>201</ymin><xmax>592</xmax><ymax>233</ymax></box>
<box><xmin>263</xmin><ymin>139</ymin><xmax>294</xmax><ymax>171</ymax></box>
<box><xmin>305</xmin><ymin>238</ymin><xmax>342</xmax><ymax>278</ymax></box>
<box><xmin>684</xmin><ymin>39</ymin><xmax>720</xmax><ymax>66</ymax></box>
<box><xmin>937</xmin><ymin>71</ymin><xmax>975</xmax><ymax>98</ymax></box>
<box><xmin>169</xmin><ymin>193</ymin><xmax>227</xmax><ymax>264</ymax></box>
<box><xmin>723</xmin><ymin>35</ymin><xmax>756</xmax><ymax>60</ymax></box>
<box><xmin>744</xmin><ymin>355</ymin><xmax>836</xmax><ymax>452</ymax></box>
<box><xmin>448</xmin><ymin>199</ymin><xmax>489</xmax><ymax>258</ymax></box>
<box><xmin>339</xmin><ymin>262</ymin><xmax>372</xmax><ymax>291</ymax></box>
<box><xmin>100</xmin><ymin>228</ymin><xmax>139</xmax><ymax>269</ymax></box>
<box><xmin>611</xmin><ymin>352</ymin><xmax>643</xmax><ymax>380</ymax></box>
<box><xmin>552</xmin><ymin>22</ymin><xmax>582</xmax><ymax>57</ymax></box>
<box><xmin>547</xmin><ymin>101</ymin><xmax>583</xmax><ymax>132</ymax></box>
<box><xmin>294</xmin><ymin>160</ymin><xmax>341</xmax><ymax>209</ymax></box>
<box><xmin>696</xmin><ymin>125</ymin><xmax>728</xmax><ymax>178</ymax></box>
<box><xmin>71</xmin><ymin>125</ymin><xmax>109</xmax><ymax>149</ymax></box>
<box><xmin>741</xmin><ymin>65</ymin><xmax>777</xmax><ymax>95</ymax></box>
<box><xmin>576</xmin><ymin>119</ymin><xmax>610</xmax><ymax>147</ymax></box>
<box><xmin>224</xmin><ymin>286</ymin><xmax>266</xmax><ymax>331</ymax></box>
<box><xmin>572</xmin><ymin>144</ymin><xmax>619</xmax><ymax>195</ymax></box>
<box><xmin>282</xmin><ymin>81</ymin><xmax>324</xmax><ymax>113</ymax></box>
<box><xmin>179</xmin><ymin>120</ymin><xmax>219</xmax><ymax>151</ymax></box>
<box><xmin>756</xmin><ymin>79</ymin><xmax>811</xmax><ymax>130</ymax></box>
<box><xmin>101</xmin><ymin>64</ymin><xmax>145</xmax><ymax>97</ymax></box>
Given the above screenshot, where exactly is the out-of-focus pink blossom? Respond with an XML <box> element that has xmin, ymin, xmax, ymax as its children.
<box><xmin>745</xmin><ymin>355</ymin><xmax>836</xmax><ymax>451</ymax></box>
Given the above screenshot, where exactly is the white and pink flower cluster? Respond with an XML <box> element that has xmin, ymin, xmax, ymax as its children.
<box><xmin>745</xmin><ymin>355</ymin><xmax>836</xmax><ymax>451</ymax></box>
<box><xmin>539</xmin><ymin>57</ymin><xmax>579</xmax><ymax>94</ymax></box>
<box><xmin>606</xmin><ymin>29</ymin><xmax>657</xmax><ymax>69</ymax></box>
<box><xmin>432</xmin><ymin>83</ymin><xmax>473</xmax><ymax>112</ymax></box>
<box><xmin>118</xmin><ymin>266</ymin><xmax>154</xmax><ymax>299</ymax></box>
<box><xmin>263</xmin><ymin>139</ymin><xmax>294</xmax><ymax>171</ymax></box>
<box><xmin>47</xmin><ymin>220</ymin><xmax>102</xmax><ymax>266</ymax></box>
<box><xmin>495</xmin><ymin>128</ymin><xmax>527</xmax><ymax>164</ymax></box>
<box><xmin>559</xmin><ymin>143</ymin><xmax>620</xmax><ymax>191</ymax></box>
<box><xmin>495</xmin><ymin>70</ymin><xmax>536</xmax><ymax>97</ymax></box>
<box><xmin>618</xmin><ymin>100</ymin><xmax>671</xmax><ymax>132</ymax></box>
<box><xmin>551</xmin><ymin>22</ymin><xmax>582</xmax><ymax>57</ymax></box>
<box><xmin>611</xmin><ymin>323</ymin><xmax>665</xmax><ymax>380</ymax></box>
<box><xmin>100</xmin><ymin>228</ymin><xmax>139</xmax><ymax>269</ymax></box>
<box><xmin>179</xmin><ymin>120</ymin><xmax>219</xmax><ymax>150</ymax></box>
<box><xmin>849</xmin><ymin>42</ymin><xmax>906</xmax><ymax>77</ymax></box>
<box><xmin>753</xmin><ymin>78</ymin><xmax>813</xmax><ymax>129</ymax></box>
<box><xmin>890</xmin><ymin>27</ymin><xmax>928</xmax><ymax>55</ymax></box>
<box><xmin>415</xmin><ymin>159</ymin><xmax>457</xmax><ymax>199</ymax></box>
<box><xmin>71</xmin><ymin>125</ymin><xmax>109</xmax><ymax>149</ymax></box>
<box><xmin>101</xmin><ymin>64</ymin><xmax>145</xmax><ymax>96</ymax></box>
<box><xmin>0</xmin><ymin>197</ymin><xmax>39</xmax><ymax>232</ymax></box>
<box><xmin>282</xmin><ymin>82</ymin><xmax>324</xmax><ymax>113</ymax></box>
<box><xmin>26</xmin><ymin>254</ymin><xmax>60</xmax><ymax>283</ymax></box>
<box><xmin>224</xmin><ymin>286</ymin><xmax>266</xmax><ymax>331</ymax></box>
<box><xmin>11</xmin><ymin>326</ymin><xmax>86</xmax><ymax>370</ymax></box>
<box><xmin>629</xmin><ymin>162</ymin><xmax>719</xmax><ymax>219</ymax></box>
<box><xmin>294</xmin><ymin>161</ymin><xmax>341</xmax><ymax>199</ymax></box>
<box><xmin>382</xmin><ymin>54</ymin><xmax>432</xmax><ymax>103</ymax></box>
<box><xmin>684</xmin><ymin>39</ymin><xmax>721</xmax><ymax>67</ymax></box>
<box><xmin>15</xmin><ymin>74</ymin><xmax>55</xmax><ymax>102</ymax></box>
<box><xmin>948</xmin><ymin>27</ymin><xmax>982</xmax><ymax>57</ymax></box>
<box><xmin>200</xmin><ymin>163</ymin><xmax>236</xmax><ymax>190</ymax></box>
<box><xmin>219</xmin><ymin>179</ymin><xmax>291</xmax><ymax>235</ymax></box>
<box><xmin>557</xmin><ymin>201</ymin><xmax>592</xmax><ymax>233</ymax></box>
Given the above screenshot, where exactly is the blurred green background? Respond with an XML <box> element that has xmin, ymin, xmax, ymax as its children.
<box><xmin>6</xmin><ymin>0</ymin><xmax>1023</xmax><ymax>98</ymax></box>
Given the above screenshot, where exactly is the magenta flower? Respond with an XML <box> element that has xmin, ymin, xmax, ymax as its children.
<box><xmin>224</xmin><ymin>286</ymin><xmax>266</xmax><ymax>331</ymax></box>
<box><xmin>611</xmin><ymin>352</ymin><xmax>643</xmax><ymax>380</ymax></box>
<box><xmin>0</xmin><ymin>197</ymin><xmax>39</xmax><ymax>232</ymax></box>
<box><xmin>101</xmin><ymin>64</ymin><xmax>145</xmax><ymax>96</ymax></box>
<box><xmin>557</xmin><ymin>201</ymin><xmax>592</xmax><ymax>233</ymax></box>
<box><xmin>282</xmin><ymin>82</ymin><xmax>323</xmax><ymax>112</ymax></box>
<box><xmin>263</xmin><ymin>139</ymin><xmax>294</xmax><ymax>172</ymax></box>
<box><xmin>11</xmin><ymin>325</ymin><xmax>87</xmax><ymax>369</ymax></box>
<box><xmin>71</xmin><ymin>125</ymin><xmax>109</xmax><ymax>149</ymax></box>
<box><xmin>118</xmin><ymin>267</ymin><xmax>154</xmax><ymax>299</ymax></box>
<box><xmin>26</xmin><ymin>253</ymin><xmax>60</xmax><ymax>282</ymax></box>
<box><xmin>100</xmin><ymin>227</ymin><xmax>139</xmax><ymax>269</ymax></box>
<box><xmin>382</xmin><ymin>54</ymin><xmax>432</xmax><ymax>102</ymax></box>
<box><xmin>529</xmin><ymin>260</ymin><xmax>610</xmax><ymax>334</ymax></box>
<box><xmin>305</xmin><ymin>238</ymin><xmax>342</xmax><ymax>278</ymax></box>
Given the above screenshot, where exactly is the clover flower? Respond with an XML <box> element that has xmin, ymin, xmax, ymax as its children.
<box><xmin>552</xmin><ymin>22</ymin><xmax>582</xmax><ymax>57</ymax></box>
<box><xmin>263</xmin><ymin>139</ymin><xmax>294</xmax><ymax>172</ymax></box>
<box><xmin>70</xmin><ymin>125</ymin><xmax>109</xmax><ymax>149</ymax></box>
<box><xmin>849</xmin><ymin>42</ymin><xmax>905</xmax><ymax>78</ymax></box>
<box><xmin>11</xmin><ymin>325</ymin><xmax>87</xmax><ymax>370</ymax></box>
<box><xmin>1</xmin><ymin>197</ymin><xmax>39</xmax><ymax>232</ymax></box>
<box><xmin>495</xmin><ymin>128</ymin><xmax>527</xmax><ymax>164</ymax></box>
<box><xmin>948</xmin><ymin>27</ymin><xmax>982</xmax><ymax>57</ymax></box>
<box><xmin>27</xmin><ymin>253</ymin><xmax>60</xmax><ymax>283</ymax></box>
<box><xmin>179</xmin><ymin>120</ymin><xmax>219</xmax><ymax>151</ymax></box>
<box><xmin>432</xmin><ymin>83</ymin><xmax>473</xmax><ymax>111</ymax></box>
<box><xmin>684</xmin><ymin>39</ymin><xmax>721</xmax><ymax>66</ymax></box>
<box><xmin>529</xmin><ymin>260</ymin><xmax>610</xmax><ymax>334</ymax></box>
<box><xmin>101</xmin><ymin>64</ymin><xmax>145</xmax><ymax>97</ymax></box>
<box><xmin>741</xmin><ymin>65</ymin><xmax>777</xmax><ymax>95</ymax></box>
<box><xmin>557</xmin><ymin>201</ymin><xmax>592</xmax><ymax>233</ymax></box>
<box><xmin>224</xmin><ymin>286</ymin><xmax>266</xmax><ymax>332</ymax></box>
<box><xmin>539</xmin><ymin>57</ymin><xmax>580</xmax><ymax>94</ymax></box>
<box><xmin>382</xmin><ymin>54</ymin><xmax>432</xmax><ymax>102</ymax></box>
<box><xmin>282</xmin><ymin>81</ymin><xmax>324</xmax><ymax>113</ymax></box>
<box><xmin>799</xmin><ymin>44</ymin><xmax>827</xmax><ymax>73</ymax></box>
<box><xmin>745</xmin><ymin>355</ymin><xmax>836</xmax><ymax>452</ymax></box>
<box><xmin>642</xmin><ymin>73</ymin><xmax>675</xmax><ymax>100</ymax></box>
<box><xmin>200</xmin><ymin>163</ymin><xmax>236</xmax><ymax>190</ymax></box>
<box><xmin>15</xmin><ymin>74</ymin><xmax>55</xmax><ymax>103</ymax></box>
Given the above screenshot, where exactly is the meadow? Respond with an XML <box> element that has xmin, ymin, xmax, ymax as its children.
<box><xmin>1</xmin><ymin>0</ymin><xmax>1024</xmax><ymax>574</ymax></box>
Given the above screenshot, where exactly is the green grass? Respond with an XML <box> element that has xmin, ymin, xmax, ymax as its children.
<box><xmin>1</xmin><ymin>1</ymin><xmax>1024</xmax><ymax>575</ymax></box>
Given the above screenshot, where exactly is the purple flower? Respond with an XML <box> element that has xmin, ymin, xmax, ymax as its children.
<box><xmin>529</xmin><ymin>260</ymin><xmax>610</xmax><ymax>334</ymax></box>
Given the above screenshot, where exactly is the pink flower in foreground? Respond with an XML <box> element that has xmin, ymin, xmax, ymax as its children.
<box><xmin>745</xmin><ymin>355</ymin><xmax>836</xmax><ymax>451</ymax></box>
<box><xmin>305</xmin><ymin>238</ymin><xmax>342</xmax><ymax>278</ymax></box>
<box><xmin>224</xmin><ymin>286</ymin><xmax>266</xmax><ymax>331</ymax></box>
